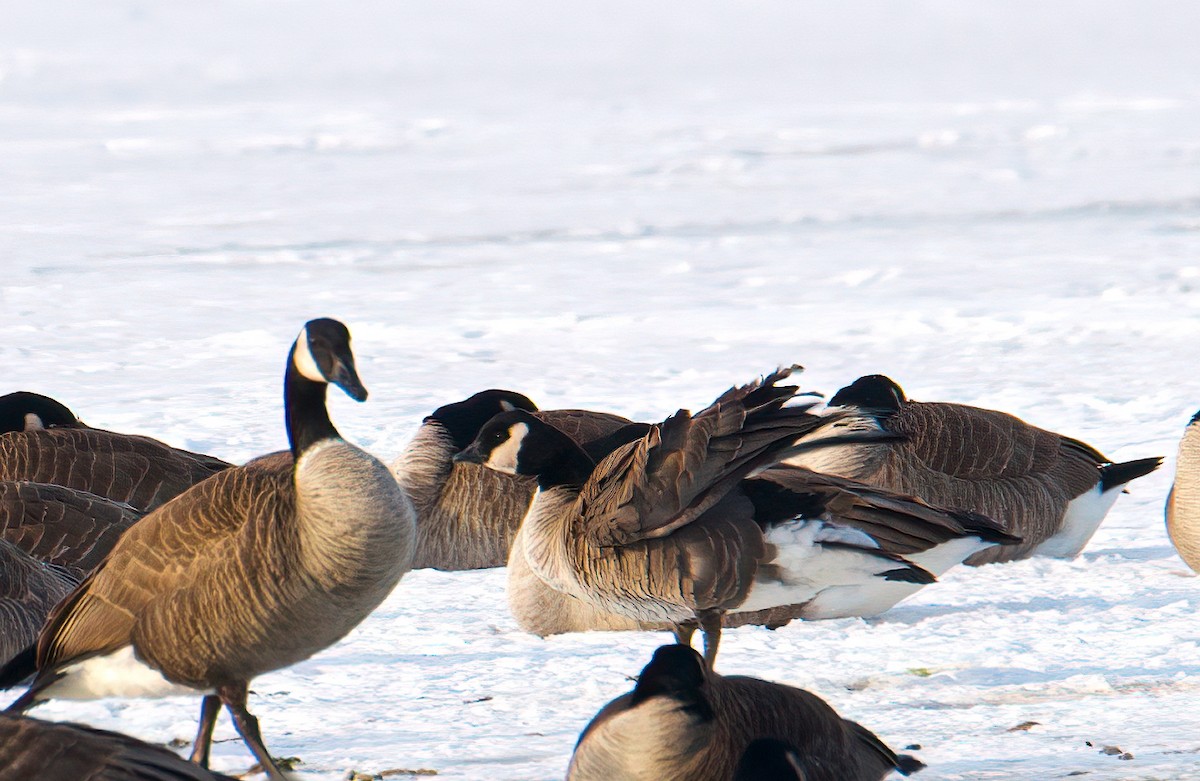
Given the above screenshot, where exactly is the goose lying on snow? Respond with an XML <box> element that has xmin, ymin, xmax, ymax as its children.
<box><xmin>0</xmin><ymin>539</ymin><xmax>76</xmax><ymax>668</ymax></box>
<box><xmin>0</xmin><ymin>712</ymin><xmax>237</xmax><ymax>781</ymax></box>
<box><xmin>0</xmin><ymin>318</ymin><xmax>416</xmax><ymax>781</ymax></box>
<box><xmin>790</xmin><ymin>374</ymin><xmax>1162</xmax><ymax>565</ymax></box>
<box><xmin>1167</xmin><ymin>409</ymin><xmax>1200</xmax><ymax>572</ymax></box>
<box><xmin>457</xmin><ymin>367</ymin><xmax>1014</xmax><ymax>665</ymax></box>
<box><xmin>0</xmin><ymin>392</ymin><xmax>232</xmax><ymax>512</ymax></box>
<box><xmin>567</xmin><ymin>644</ymin><xmax>923</xmax><ymax>781</ymax></box>
<box><xmin>0</xmin><ymin>481</ymin><xmax>143</xmax><ymax>580</ymax></box>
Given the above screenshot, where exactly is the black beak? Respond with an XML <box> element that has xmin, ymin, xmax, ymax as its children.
<box><xmin>330</xmin><ymin>357</ymin><xmax>368</xmax><ymax>402</ymax></box>
<box><xmin>452</xmin><ymin>443</ymin><xmax>485</xmax><ymax>464</ymax></box>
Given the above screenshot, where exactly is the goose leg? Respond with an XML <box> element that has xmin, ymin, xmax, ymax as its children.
<box><xmin>699</xmin><ymin>612</ymin><xmax>723</xmax><ymax>668</ymax></box>
<box><xmin>188</xmin><ymin>694</ymin><xmax>221</xmax><ymax>767</ymax></box>
<box><xmin>218</xmin><ymin>683</ymin><xmax>289</xmax><ymax>781</ymax></box>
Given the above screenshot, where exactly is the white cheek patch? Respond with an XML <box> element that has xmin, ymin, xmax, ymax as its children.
<box><xmin>486</xmin><ymin>422</ymin><xmax>529</xmax><ymax>474</ymax></box>
<box><xmin>23</xmin><ymin>413</ymin><xmax>45</xmax><ymax>431</ymax></box>
<box><xmin>292</xmin><ymin>326</ymin><xmax>327</xmax><ymax>382</ymax></box>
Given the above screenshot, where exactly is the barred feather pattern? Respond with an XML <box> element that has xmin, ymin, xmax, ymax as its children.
<box><xmin>1167</xmin><ymin>415</ymin><xmax>1200</xmax><ymax>572</ymax></box>
<box><xmin>0</xmin><ymin>540</ymin><xmax>76</xmax><ymax>668</ymax></box>
<box><xmin>0</xmin><ymin>428</ymin><xmax>230</xmax><ymax>512</ymax></box>
<box><xmin>0</xmin><ymin>712</ymin><xmax>237</xmax><ymax>781</ymax></box>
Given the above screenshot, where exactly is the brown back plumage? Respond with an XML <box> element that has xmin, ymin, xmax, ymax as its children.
<box><xmin>0</xmin><ymin>540</ymin><xmax>76</xmax><ymax>668</ymax></box>
<box><xmin>0</xmin><ymin>428</ymin><xmax>231</xmax><ymax>512</ymax></box>
<box><xmin>0</xmin><ymin>481</ymin><xmax>143</xmax><ymax>579</ymax></box>
<box><xmin>0</xmin><ymin>713</ymin><xmax>237</xmax><ymax>781</ymax></box>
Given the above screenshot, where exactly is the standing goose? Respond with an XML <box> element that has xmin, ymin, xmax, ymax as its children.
<box><xmin>0</xmin><ymin>539</ymin><xmax>76</xmax><ymax>668</ymax></box>
<box><xmin>0</xmin><ymin>393</ymin><xmax>232</xmax><ymax>512</ymax></box>
<box><xmin>567</xmin><ymin>644</ymin><xmax>923</xmax><ymax>781</ymax></box>
<box><xmin>456</xmin><ymin>368</ymin><xmax>1011</xmax><ymax>664</ymax></box>
<box><xmin>0</xmin><ymin>713</ymin><xmax>236</xmax><ymax>781</ymax></box>
<box><xmin>0</xmin><ymin>481</ymin><xmax>143</xmax><ymax>579</ymax></box>
<box><xmin>0</xmin><ymin>318</ymin><xmax>416</xmax><ymax>781</ymax></box>
<box><xmin>1166</xmin><ymin>410</ymin><xmax>1200</xmax><ymax>571</ymax></box>
<box><xmin>790</xmin><ymin>374</ymin><xmax>1162</xmax><ymax>565</ymax></box>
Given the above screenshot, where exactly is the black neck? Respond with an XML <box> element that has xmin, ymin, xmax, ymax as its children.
<box><xmin>529</xmin><ymin>426</ymin><xmax>597</xmax><ymax>491</ymax></box>
<box><xmin>285</xmin><ymin>345</ymin><xmax>340</xmax><ymax>457</ymax></box>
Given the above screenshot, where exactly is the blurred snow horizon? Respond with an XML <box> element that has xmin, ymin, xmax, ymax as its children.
<box><xmin>2</xmin><ymin>2</ymin><xmax>1199</xmax><ymax>779</ymax></box>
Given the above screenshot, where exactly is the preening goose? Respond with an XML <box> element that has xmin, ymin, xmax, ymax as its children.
<box><xmin>567</xmin><ymin>644</ymin><xmax>923</xmax><ymax>781</ymax></box>
<box><xmin>0</xmin><ymin>318</ymin><xmax>416</xmax><ymax>781</ymax></box>
<box><xmin>0</xmin><ymin>712</ymin><xmax>236</xmax><ymax>781</ymax></box>
<box><xmin>0</xmin><ymin>394</ymin><xmax>231</xmax><ymax>512</ymax></box>
<box><xmin>790</xmin><ymin>375</ymin><xmax>1162</xmax><ymax>565</ymax></box>
<box><xmin>0</xmin><ymin>481</ymin><xmax>143</xmax><ymax>579</ymax></box>
<box><xmin>0</xmin><ymin>539</ymin><xmax>76</xmax><ymax>668</ymax></box>
<box><xmin>1167</xmin><ymin>410</ymin><xmax>1200</xmax><ymax>572</ymax></box>
<box><xmin>457</xmin><ymin>368</ymin><xmax>1010</xmax><ymax>664</ymax></box>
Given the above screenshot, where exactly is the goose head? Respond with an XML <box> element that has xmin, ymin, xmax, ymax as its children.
<box><xmin>734</xmin><ymin>739</ymin><xmax>808</xmax><ymax>781</ymax></box>
<box><xmin>828</xmin><ymin>374</ymin><xmax>906</xmax><ymax>412</ymax></box>
<box><xmin>630</xmin><ymin>644</ymin><xmax>710</xmax><ymax>707</ymax></box>
<box><xmin>285</xmin><ymin>318</ymin><xmax>368</xmax><ymax>456</ymax></box>
<box><xmin>0</xmin><ymin>392</ymin><xmax>84</xmax><ymax>433</ymax></box>
<box><xmin>429</xmin><ymin>389</ymin><xmax>538</xmax><ymax>451</ymax></box>
<box><xmin>453</xmin><ymin>409</ymin><xmax>596</xmax><ymax>488</ymax></box>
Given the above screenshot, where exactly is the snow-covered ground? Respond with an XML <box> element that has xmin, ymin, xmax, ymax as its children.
<box><xmin>3</xmin><ymin>1</ymin><xmax>1200</xmax><ymax>778</ymax></box>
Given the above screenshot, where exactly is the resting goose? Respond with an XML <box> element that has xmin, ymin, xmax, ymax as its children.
<box><xmin>0</xmin><ymin>393</ymin><xmax>231</xmax><ymax>512</ymax></box>
<box><xmin>0</xmin><ymin>481</ymin><xmax>143</xmax><ymax>579</ymax></box>
<box><xmin>1167</xmin><ymin>410</ymin><xmax>1200</xmax><ymax>572</ymax></box>
<box><xmin>456</xmin><ymin>367</ymin><xmax>1012</xmax><ymax>664</ymax></box>
<box><xmin>0</xmin><ymin>318</ymin><xmax>416</xmax><ymax>781</ymax></box>
<box><xmin>790</xmin><ymin>374</ymin><xmax>1162</xmax><ymax>565</ymax></box>
<box><xmin>567</xmin><ymin>644</ymin><xmax>923</xmax><ymax>781</ymax></box>
<box><xmin>0</xmin><ymin>712</ymin><xmax>236</xmax><ymax>781</ymax></box>
<box><xmin>0</xmin><ymin>539</ymin><xmax>76</xmax><ymax>668</ymax></box>
<box><xmin>735</xmin><ymin>739</ymin><xmax>808</xmax><ymax>781</ymax></box>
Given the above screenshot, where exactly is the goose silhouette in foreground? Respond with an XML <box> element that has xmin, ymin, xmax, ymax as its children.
<box><xmin>0</xmin><ymin>480</ymin><xmax>144</xmax><ymax>580</ymax></box>
<box><xmin>0</xmin><ymin>539</ymin><xmax>76</xmax><ymax>668</ymax></box>
<box><xmin>567</xmin><ymin>644</ymin><xmax>923</xmax><ymax>781</ymax></box>
<box><xmin>735</xmin><ymin>739</ymin><xmax>808</xmax><ymax>781</ymax></box>
<box><xmin>0</xmin><ymin>391</ymin><xmax>232</xmax><ymax>512</ymax></box>
<box><xmin>456</xmin><ymin>367</ymin><xmax>1014</xmax><ymax>664</ymax></box>
<box><xmin>1167</xmin><ymin>409</ymin><xmax>1200</xmax><ymax>572</ymax></box>
<box><xmin>0</xmin><ymin>712</ymin><xmax>236</xmax><ymax>781</ymax></box>
<box><xmin>0</xmin><ymin>318</ymin><xmax>417</xmax><ymax>781</ymax></box>
<box><xmin>790</xmin><ymin>374</ymin><xmax>1162</xmax><ymax>565</ymax></box>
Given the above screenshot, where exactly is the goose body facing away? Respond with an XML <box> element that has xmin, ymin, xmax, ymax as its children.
<box><xmin>0</xmin><ymin>393</ymin><xmax>232</xmax><ymax>512</ymax></box>
<box><xmin>0</xmin><ymin>712</ymin><xmax>237</xmax><ymax>781</ymax></box>
<box><xmin>1167</xmin><ymin>410</ymin><xmax>1200</xmax><ymax>572</ymax></box>
<box><xmin>0</xmin><ymin>481</ymin><xmax>143</xmax><ymax>579</ymax></box>
<box><xmin>790</xmin><ymin>375</ymin><xmax>1162</xmax><ymax>565</ymax></box>
<box><xmin>567</xmin><ymin>644</ymin><xmax>923</xmax><ymax>781</ymax></box>
<box><xmin>457</xmin><ymin>368</ymin><xmax>1008</xmax><ymax>664</ymax></box>
<box><xmin>0</xmin><ymin>539</ymin><xmax>76</xmax><ymax>668</ymax></box>
<box><xmin>0</xmin><ymin>318</ymin><xmax>416</xmax><ymax>781</ymax></box>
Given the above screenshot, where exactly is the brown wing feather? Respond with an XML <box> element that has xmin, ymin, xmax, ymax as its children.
<box><xmin>0</xmin><ymin>481</ymin><xmax>143</xmax><ymax>579</ymax></box>
<box><xmin>536</xmin><ymin>409</ymin><xmax>634</xmax><ymax>443</ymax></box>
<box><xmin>0</xmin><ymin>541</ymin><xmax>76</xmax><ymax>667</ymax></box>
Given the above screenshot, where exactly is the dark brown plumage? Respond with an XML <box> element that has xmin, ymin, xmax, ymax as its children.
<box><xmin>0</xmin><ymin>712</ymin><xmax>236</xmax><ymax>781</ymax></box>
<box><xmin>568</xmin><ymin>644</ymin><xmax>923</xmax><ymax>781</ymax></box>
<box><xmin>0</xmin><ymin>539</ymin><xmax>76</xmax><ymax>668</ymax></box>
<box><xmin>0</xmin><ymin>481</ymin><xmax>143</xmax><ymax>579</ymax></box>
<box><xmin>793</xmin><ymin>374</ymin><xmax>1161</xmax><ymax>564</ymax></box>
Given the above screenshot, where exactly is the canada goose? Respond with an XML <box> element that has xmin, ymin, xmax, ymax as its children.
<box><xmin>0</xmin><ymin>481</ymin><xmax>143</xmax><ymax>580</ymax></box>
<box><xmin>790</xmin><ymin>374</ymin><xmax>1162</xmax><ymax>565</ymax></box>
<box><xmin>0</xmin><ymin>318</ymin><xmax>417</xmax><ymax>781</ymax></box>
<box><xmin>567</xmin><ymin>644</ymin><xmax>923</xmax><ymax>781</ymax></box>
<box><xmin>1166</xmin><ymin>410</ymin><xmax>1200</xmax><ymax>572</ymax></box>
<box><xmin>0</xmin><ymin>712</ymin><xmax>237</xmax><ymax>781</ymax></box>
<box><xmin>0</xmin><ymin>539</ymin><xmax>76</xmax><ymax>668</ymax></box>
<box><xmin>734</xmin><ymin>739</ymin><xmax>807</xmax><ymax>781</ymax></box>
<box><xmin>0</xmin><ymin>391</ymin><xmax>82</xmax><ymax>432</ymax></box>
<box><xmin>0</xmin><ymin>394</ymin><xmax>232</xmax><ymax>512</ymax></box>
<box><xmin>456</xmin><ymin>367</ymin><xmax>1013</xmax><ymax>664</ymax></box>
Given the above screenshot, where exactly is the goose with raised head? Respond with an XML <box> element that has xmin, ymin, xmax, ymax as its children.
<box><xmin>0</xmin><ymin>539</ymin><xmax>76</xmax><ymax>668</ymax></box>
<box><xmin>456</xmin><ymin>367</ymin><xmax>1009</xmax><ymax>664</ymax></box>
<box><xmin>567</xmin><ymin>644</ymin><xmax>924</xmax><ymax>781</ymax></box>
<box><xmin>0</xmin><ymin>318</ymin><xmax>417</xmax><ymax>781</ymax></box>
<box><xmin>0</xmin><ymin>392</ymin><xmax>231</xmax><ymax>512</ymax></box>
<box><xmin>0</xmin><ymin>481</ymin><xmax>143</xmax><ymax>579</ymax></box>
<box><xmin>1167</xmin><ymin>410</ymin><xmax>1200</xmax><ymax>572</ymax></box>
<box><xmin>0</xmin><ymin>712</ymin><xmax>237</xmax><ymax>781</ymax></box>
<box><xmin>790</xmin><ymin>374</ymin><xmax>1162</xmax><ymax>565</ymax></box>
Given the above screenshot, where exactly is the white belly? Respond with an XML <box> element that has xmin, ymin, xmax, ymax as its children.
<box><xmin>40</xmin><ymin>646</ymin><xmax>205</xmax><ymax>701</ymax></box>
<box><xmin>1032</xmin><ymin>484</ymin><xmax>1121</xmax><ymax>559</ymax></box>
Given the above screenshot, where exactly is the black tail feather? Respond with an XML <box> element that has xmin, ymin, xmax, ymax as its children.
<box><xmin>0</xmin><ymin>644</ymin><xmax>36</xmax><ymax>692</ymax></box>
<box><xmin>1099</xmin><ymin>457</ymin><xmax>1162</xmax><ymax>492</ymax></box>
<box><xmin>896</xmin><ymin>754</ymin><xmax>926</xmax><ymax>775</ymax></box>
